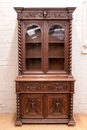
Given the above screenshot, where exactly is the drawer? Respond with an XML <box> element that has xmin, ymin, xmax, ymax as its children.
<box><xmin>16</xmin><ymin>81</ymin><xmax>70</xmax><ymax>93</ymax></box>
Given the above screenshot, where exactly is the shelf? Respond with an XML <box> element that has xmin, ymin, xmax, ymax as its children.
<box><xmin>49</xmin><ymin>41</ymin><xmax>64</xmax><ymax>44</ymax></box>
<box><xmin>26</xmin><ymin>43</ymin><xmax>41</xmax><ymax>58</ymax></box>
<box><xmin>25</xmin><ymin>41</ymin><xmax>41</xmax><ymax>44</ymax></box>
<box><xmin>26</xmin><ymin>57</ymin><xmax>41</xmax><ymax>58</ymax></box>
<box><xmin>49</xmin><ymin>56</ymin><xmax>64</xmax><ymax>58</ymax></box>
<box><xmin>49</xmin><ymin>58</ymin><xmax>64</xmax><ymax>71</ymax></box>
<box><xmin>26</xmin><ymin>58</ymin><xmax>41</xmax><ymax>71</ymax></box>
<box><xmin>49</xmin><ymin>43</ymin><xmax>64</xmax><ymax>58</ymax></box>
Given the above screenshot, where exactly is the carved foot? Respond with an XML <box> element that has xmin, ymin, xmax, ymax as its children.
<box><xmin>15</xmin><ymin>119</ymin><xmax>22</xmax><ymax>126</ymax></box>
<box><xmin>68</xmin><ymin>118</ymin><xmax>76</xmax><ymax>126</ymax></box>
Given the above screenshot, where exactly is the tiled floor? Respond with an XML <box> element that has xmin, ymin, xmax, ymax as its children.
<box><xmin>0</xmin><ymin>114</ymin><xmax>87</xmax><ymax>130</ymax></box>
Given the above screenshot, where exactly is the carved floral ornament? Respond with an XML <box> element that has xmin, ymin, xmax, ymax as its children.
<box><xmin>16</xmin><ymin>82</ymin><xmax>70</xmax><ymax>92</ymax></box>
<box><xmin>17</xmin><ymin>11</ymin><xmax>70</xmax><ymax>19</ymax></box>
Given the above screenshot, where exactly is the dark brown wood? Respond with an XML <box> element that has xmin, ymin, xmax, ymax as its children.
<box><xmin>14</xmin><ymin>7</ymin><xmax>76</xmax><ymax>126</ymax></box>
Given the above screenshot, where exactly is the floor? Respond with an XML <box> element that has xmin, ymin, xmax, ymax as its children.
<box><xmin>0</xmin><ymin>114</ymin><xmax>87</xmax><ymax>130</ymax></box>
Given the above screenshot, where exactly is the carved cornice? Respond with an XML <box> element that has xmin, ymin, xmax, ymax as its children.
<box><xmin>16</xmin><ymin>82</ymin><xmax>70</xmax><ymax>92</ymax></box>
<box><xmin>14</xmin><ymin>7</ymin><xmax>76</xmax><ymax>20</ymax></box>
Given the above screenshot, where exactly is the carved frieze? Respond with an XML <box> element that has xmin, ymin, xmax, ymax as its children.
<box><xmin>16</xmin><ymin>82</ymin><xmax>70</xmax><ymax>92</ymax></box>
<box><xmin>22</xmin><ymin>12</ymin><xmax>43</xmax><ymax>19</ymax></box>
<box><xmin>21</xmin><ymin>12</ymin><xmax>69</xmax><ymax>19</ymax></box>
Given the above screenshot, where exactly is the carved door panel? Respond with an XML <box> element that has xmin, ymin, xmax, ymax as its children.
<box><xmin>46</xmin><ymin>94</ymin><xmax>69</xmax><ymax>118</ymax></box>
<box><xmin>20</xmin><ymin>94</ymin><xmax>45</xmax><ymax>118</ymax></box>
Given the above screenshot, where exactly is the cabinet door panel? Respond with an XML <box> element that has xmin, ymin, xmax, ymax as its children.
<box><xmin>46</xmin><ymin>94</ymin><xmax>69</xmax><ymax>118</ymax></box>
<box><xmin>20</xmin><ymin>94</ymin><xmax>44</xmax><ymax>118</ymax></box>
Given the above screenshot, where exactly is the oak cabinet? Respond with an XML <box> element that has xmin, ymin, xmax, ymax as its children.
<box><xmin>14</xmin><ymin>7</ymin><xmax>76</xmax><ymax>126</ymax></box>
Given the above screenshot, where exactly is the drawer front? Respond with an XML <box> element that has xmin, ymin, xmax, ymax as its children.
<box><xmin>20</xmin><ymin>94</ymin><xmax>44</xmax><ymax>118</ymax></box>
<box><xmin>16</xmin><ymin>81</ymin><xmax>70</xmax><ymax>93</ymax></box>
<box><xmin>46</xmin><ymin>94</ymin><xmax>69</xmax><ymax>118</ymax></box>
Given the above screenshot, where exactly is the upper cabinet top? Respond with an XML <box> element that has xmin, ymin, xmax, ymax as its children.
<box><xmin>14</xmin><ymin>7</ymin><xmax>76</xmax><ymax>20</ymax></box>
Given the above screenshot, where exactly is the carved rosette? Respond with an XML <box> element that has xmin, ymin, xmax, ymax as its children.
<box><xmin>69</xmin><ymin>20</ymin><xmax>72</xmax><ymax>74</ymax></box>
<box><xmin>20</xmin><ymin>82</ymin><xmax>70</xmax><ymax>92</ymax></box>
<box><xmin>18</xmin><ymin>20</ymin><xmax>22</xmax><ymax>75</ymax></box>
<box><xmin>16</xmin><ymin>94</ymin><xmax>21</xmax><ymax>120</ymax></box>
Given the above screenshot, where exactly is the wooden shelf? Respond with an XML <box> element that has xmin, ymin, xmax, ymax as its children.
<box><xmin>26</xmin><ymin>57</ymin><xmax>41</xmax><ymax>58</ymax></box>
<box><xmin>49</xmin><ymin>41</ymin><xmax>64</xmax><ymax>44</ymax></box>
<box><xmin>25</xmin><ymin>41</ymin><xmax>41</xmax><ymax>44</ymax></box>
<box><xmin>49</xmin><ymin>56</ymin><xmax>64</xmax><ymax>58</ymax></box>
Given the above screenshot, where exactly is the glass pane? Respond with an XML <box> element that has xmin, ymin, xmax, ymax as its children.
<box><xmin>48</xmin><ymin>24</ymin><xmax>65</xmax><ymax>71</ymax></box>
<box><xmin>25</xmin><ymin>25</ymin><xmax>42</xmax><ymax>72</ymax></box>
<box><xmin>49</xmin><ymin>25</ymin><xmax>65</xmax><ymax>41</ymax></box>
<box><xmin>26</xmin><ymin>25</ymin><xmax>41</xmax><ymax>42</ymax></box>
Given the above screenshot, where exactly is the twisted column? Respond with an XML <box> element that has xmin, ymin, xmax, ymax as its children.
<box><xmin>69</xmin><ymin>94</ymin><xmax>73</xmax><ymax>120</ymax></box>
<box><xmin>16</xmin><ymin>94</ymin><xmax>21</xmax><ymax>121</ymax></box>
<box><xmin>69</xmin><ymin>20</ymin><xmax>72</xmax><ymax>75</ymax></box>
<box><xmin>68</xmin><ymin>93</ymin><xmax>75</xmax><ymax>125</ymax></box>
<box><xmin>18</xmin><ymin>20</ymin><xmax>22</xmax><ymax>75</ymax></box>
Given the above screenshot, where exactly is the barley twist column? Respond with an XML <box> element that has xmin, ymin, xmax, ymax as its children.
<box><xmin>69</xmin><ymin>20</ymin><xmax>72</xmax><ymax>75</ymax></box>
<box><xmin>18</xmin><ymin>20</ymin><xmax>22</xmax><ymax>75</ymax></box>
<box><xmin>15</xmin><ymin>94</ymin><xmax>22</xmax><ymax>126</ymax></box>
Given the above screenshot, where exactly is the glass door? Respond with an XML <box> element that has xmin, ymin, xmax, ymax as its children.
<box><xmin>48</xmin><ymin>24</ymin><xmax>65</xmax><ymax>73</ymax></box>
<box><xmin>24</xmin><ymin>23</ymin><xmax>43</xmax><ymax>73</ymax></box>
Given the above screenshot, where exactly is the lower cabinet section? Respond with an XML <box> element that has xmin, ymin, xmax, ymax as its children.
<box><xmin>20</xmin><ymin>94</ymin><xmax>69</xmax><ymax>119</ymax></box>
<box><xmin>15</xmin><ymin>80</ymin><xmax>75</xmax><ymax>126</ymax></box>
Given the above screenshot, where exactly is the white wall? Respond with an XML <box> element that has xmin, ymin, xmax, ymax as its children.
<box><xmin>0</xmin><ymin>0</ymin><xmax>87</xmax><ymax>113</ymax></box>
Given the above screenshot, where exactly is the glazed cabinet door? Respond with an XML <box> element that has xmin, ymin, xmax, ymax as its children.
<box><xmin>22</xmin><ymin>21</ymin><xmax>44</xmax><ymax>74</ymax></box>
<box><xmin>45</xmin><ymin>94</ymin><xmax>69</xmax><ymax>118</ymax></box>
<box><xmin>45</xmin><ymin>21</ymin><xmax>69</xmax><ymax>74</ymax></box>
<box><xmin>20</xmin><ymin>94</ymin><xmax>45</xmax><ymax>118</ymax></box>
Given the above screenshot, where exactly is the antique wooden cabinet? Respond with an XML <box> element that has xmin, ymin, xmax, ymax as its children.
<box><xmin>14</xmin><ymin>7</ymin><xmax>76</xmax><ymax>126</ymax></box>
